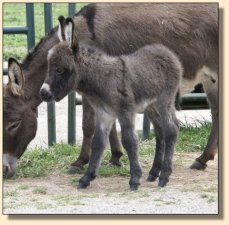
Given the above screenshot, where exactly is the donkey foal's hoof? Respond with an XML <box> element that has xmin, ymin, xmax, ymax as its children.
<box><xmin>147</xmin><ymin>174</ymin><xmax>158</xmax><ymax>182</ymax></box>
<box><xmin>130</xmin><ymin>184</ymin><xmax>139</xmax><ymax>191</ymax></box>
<box><xmin>190</xmin><ymin>160</ymin><xmax>207</xmax><ymax>170</ymax></box>
<box><xmin>78</xmin><ymin>180</ymin><xmax>90</xmax><ymax>189</ymax></box>
<box><xmin>158</xmin><ymin>178</ymin><xmax>168</xmax><ymax>187</ymax></box>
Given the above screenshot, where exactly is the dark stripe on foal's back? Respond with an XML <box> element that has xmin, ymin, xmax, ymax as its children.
<box><xmin>76</xmin><ymin>3</ymin><xmax>96</xmax><ymax>41</ymax></box>
<box><xmin>118</xmin><ymin>57</ymin><xmax>128</xmax><ymax>97</ymax></box>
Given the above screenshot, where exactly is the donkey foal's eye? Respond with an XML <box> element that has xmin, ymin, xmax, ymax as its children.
<box><xmin>56</xmin><ymin>68</ymin><xmax>64</xmax><ymax>74</ymax></box>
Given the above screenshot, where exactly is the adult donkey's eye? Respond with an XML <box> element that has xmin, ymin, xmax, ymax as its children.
<box><xmin>6</xmin><ymin>120</ymin><xmax>22</xmax><ymax>135</ymax></box>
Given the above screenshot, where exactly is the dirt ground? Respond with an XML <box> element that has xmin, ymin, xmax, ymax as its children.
<box><xmin>3</xmin><ymin>152</ymin><xmax>218</xmax><ymax>215</ymax></box>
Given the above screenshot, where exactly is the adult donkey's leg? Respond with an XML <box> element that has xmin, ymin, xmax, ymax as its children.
<box><xmin>190</xmin><ymin>77</ymin><xmax>218</xmax><ymax>170</ymax></box>
<box><xmin>68</xmin><ymin>96</ymin><xmax>95</xmax><ymax>174</ymax></box>
<box><xmin>109</xmin><ymin>122</ymin><xmax>123</xmax><ymax>166</ymax></box>
<box><xmin>68</xmin><ymin>96</ymin><xmax>123</xmax><ymax>174</ymax></box>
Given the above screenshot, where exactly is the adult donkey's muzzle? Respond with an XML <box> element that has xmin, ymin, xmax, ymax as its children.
<box><xmin>3</xmin><ymin>154</ymin><xmax>17</xmax><ymax>179</ymax></box>
<box><xmin>39</xmin><ymin>83</ymin><xmax>54</xmax><ymax>102</ymax></box>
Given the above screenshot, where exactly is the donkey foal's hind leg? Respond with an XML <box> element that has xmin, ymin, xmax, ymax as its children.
<box><xmin>119</xmin><ymin>113</ymin><xmax>142</xmax><ymax>191</ymax></box>
<box><xmin>159</xmin><ymin>109</ymin><xmax>179</xmax><ymax>187</ymax></box>
<box><xmin>146</xmin><ymin>102</ymin><xmax>179</xmax><ymax>187</ymax></box>
<box><xmin>145</xmin><ymin>108</ymin><xmax>165</xmax><ymax>182</ymax></box>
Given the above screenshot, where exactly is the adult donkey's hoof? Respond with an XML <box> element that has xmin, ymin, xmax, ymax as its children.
<box><xmin>158</xmin><ymin>178</ymin><xmax>168</xmax><ymax>187</ymax></box>
<box><xmin>109</xmin><ymin>153</ymin><xmax>123</xmax><ymax>167</ymax></box>
<box><xmin>190</xmin><ymin>160</ymin><xmax>207</xmax><ymax>170</ymax></box>
<box><xmin>108</xmin><ymin>159</ymin><xmax>122</xmax><ymax>167</ymax></box>
<box><xmin>67</xmin><ymin>165</ymin><xmax>85</xmax><ymax>175</ymax></box>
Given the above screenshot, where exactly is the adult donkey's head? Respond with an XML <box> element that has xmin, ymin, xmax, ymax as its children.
<box><xmin>3</xmin><ymin>28</ymin><xmax>59</xmax><ymax>178</ymax></box>
<box><xmin>3</xmin><ymin>58</ymin><xmax>37</xmax><ymax>178</ymax></box>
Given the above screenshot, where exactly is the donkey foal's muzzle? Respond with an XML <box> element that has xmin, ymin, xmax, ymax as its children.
<box><xmin>39</xmin><ymin>85</ymin><xmax>54</xmax><ymax>102</ymax></box>
<box><xmin>39</xmin><ymin>88</ymin><xmax>54</xmax><ymax>102</ymax></box>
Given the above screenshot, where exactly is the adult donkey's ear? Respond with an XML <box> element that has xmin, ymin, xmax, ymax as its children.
<box><xmin>8</xmin><ymin>58</ymin><xmax>25</xmax><ymax>96</ymax></box>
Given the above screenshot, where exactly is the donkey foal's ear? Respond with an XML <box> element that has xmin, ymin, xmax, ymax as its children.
<box><xmin>58</xmin><ymin>15</ymin><xmax>65</xmax><ymax>24</ymax></box>
<box><xmin>58</xmin><ymin>15</ymin><xmax>66</xmax><ymax>42</ymax></box>
<box><xmin>8</xmin><ymin>58</ymin><xmax>25</xmax><ymax>96</ymax></box>
<box><xmin>65</xmin><ymin>17</ymin><xmax>74</xmax><ymax>48</ymax></box>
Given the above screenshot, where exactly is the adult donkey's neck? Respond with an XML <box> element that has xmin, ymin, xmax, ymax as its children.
<box><xmin>21</xmin><ymin>27</ymin><xmax>59</xmax><ymax>107</ymax></box>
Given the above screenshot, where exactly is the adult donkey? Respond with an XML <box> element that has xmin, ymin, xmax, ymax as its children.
<box><xmin>3</xmin><ymin>3</ymin><xmax>218</xmax><ymax>178</ymax></box>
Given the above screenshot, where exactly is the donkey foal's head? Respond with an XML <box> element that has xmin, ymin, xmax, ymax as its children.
<box><xmin>40</xmin><ymin>16</ymin><xmax>77</xmax><ymax>102</ymax></box>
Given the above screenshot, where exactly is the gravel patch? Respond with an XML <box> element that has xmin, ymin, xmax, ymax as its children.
<box><xmin>3</xmin><ymin>189</ymin><xmax>218</xmax><ymax>214</ymax></box>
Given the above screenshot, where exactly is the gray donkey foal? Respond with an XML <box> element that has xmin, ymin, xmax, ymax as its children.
<box><xmin>40</xmin><ymin>17</ymin><xmax>182</xmax><ymax>190</ymax></box>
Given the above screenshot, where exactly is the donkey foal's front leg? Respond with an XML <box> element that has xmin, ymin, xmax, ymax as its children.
<box><xmin>69</xmin><ymin>97</ymin><xmax>123</xmax><ymax>174</ymax></box>
<box><xmin>78</xmin><ymin>109</ymin><xmax>115</xmax><ymax>189</ymax></box>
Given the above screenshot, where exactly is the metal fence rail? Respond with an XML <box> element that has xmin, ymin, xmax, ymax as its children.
<box><xmin>3</xmin><ymin>3</ymin><xmax>35</xmax><ymax>75</ymax></box>
<box><xmin>142</xmin><ymin>93</ymin><xmax>209</xmax><ymax>140</ymax></box>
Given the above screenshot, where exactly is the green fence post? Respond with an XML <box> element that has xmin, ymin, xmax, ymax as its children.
<box><xmin>67</xmin><ymin>3</ymin><xmax>76</xmax><ymax>145</ymax></box>
<box><xmin>68</xmin><ymin>3</ymin><xmax>76</xmax><ymax>16</ymax></box>
<box><xmin>67</xmin><ymin>91</ymin><xmax>76</xmax><ymax>145</ymax></box>
<box><xmin>26</xmin><ymin>3</ymin><xmax>35</xmax><ymax>50</ymax></box>
<box><xmin>142</xmin><ymin>113</ymin><xmax>150</xmax><ymax>140</ymax></box>
<box><xmin>44</xmin><ymin>3</ymin><xmax>56</xmax><ymax>146</ymax></box>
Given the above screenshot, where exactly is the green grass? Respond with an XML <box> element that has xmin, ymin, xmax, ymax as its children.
<box><xmin>33</xmin><ymin>187</ymin><xmax>47</xmax><ymax>195</ymax></box>
<box><xmin>4</xmin><ymin>190</ymin><xmax>18</xmax><ymax>197</ymax></box>
<box><xmin>16</xmin><ymin>143</ymin><xmax>79</xmax><ymax>178</ymax></box>
<box><xmin>18</xmin><ymin>185</ymin><xmax>29</xmax><ymax>190</ymax></box>
<box><xmin>3</xmin><ymin>3</ymin><xmax>87</xmax><ymax>61</ymax></box>
<box><xmin>55</xmin><ymin>195</ymin><xmax>86</xmax><ymax>206</ymax></box>
<box><xmin>12</xmin><ymin>122</ymin><xmax>211</xmax><ymax>179</ymax></box>
<box><xmin>177</xmin><ymin>120</ymin><xmax>211</xmax><ymax>152</ymax></box>
<box><xmin>200</xmin><ymin>192</ymin><xmax>218</xmax><ymax>203</ymax></box>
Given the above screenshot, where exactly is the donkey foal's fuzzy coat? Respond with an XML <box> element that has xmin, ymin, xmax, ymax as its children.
<box><xmin>40</xmin><ymin>18</ymin><xmax>182</xmax><ymax>190</ymax></box>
